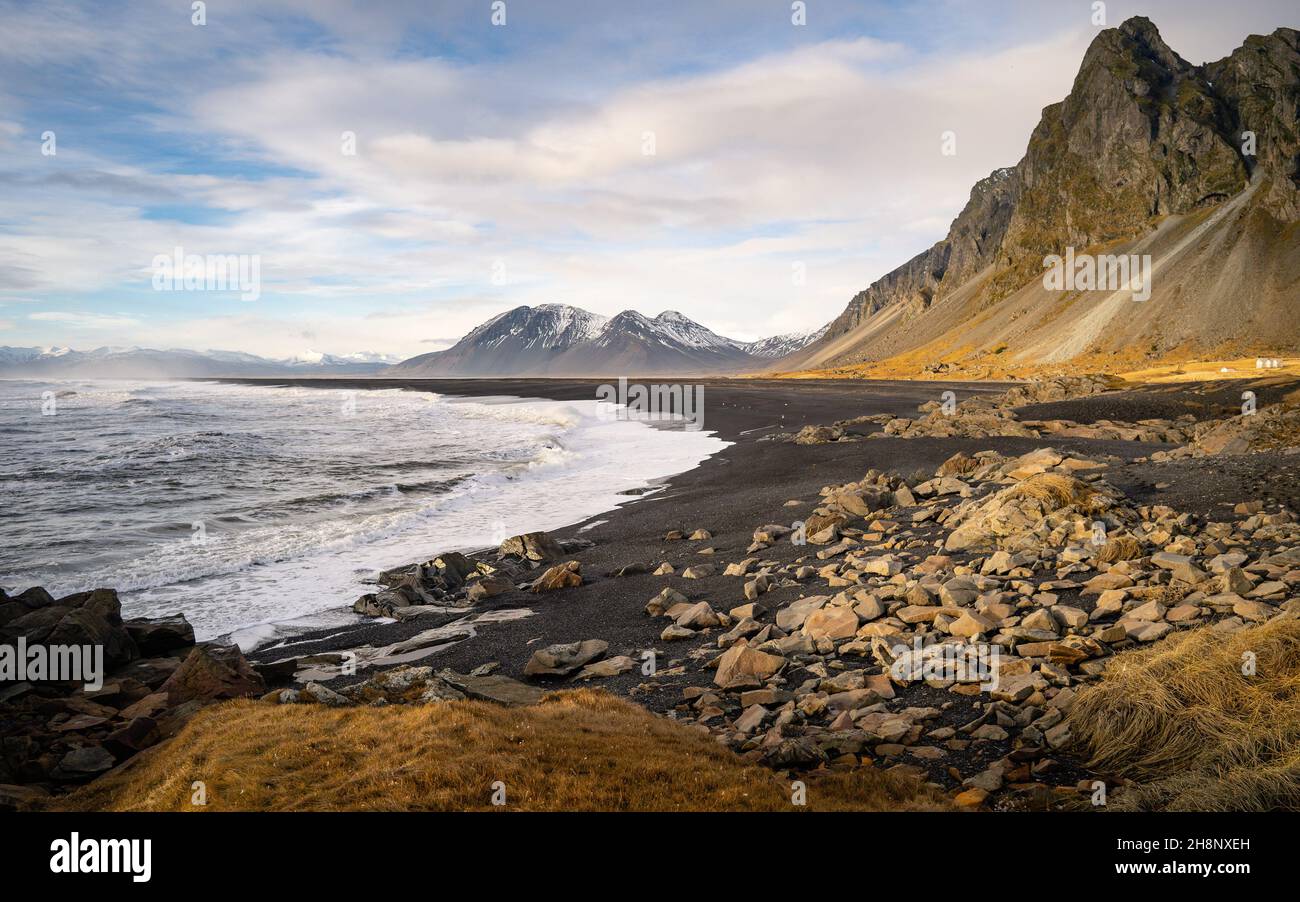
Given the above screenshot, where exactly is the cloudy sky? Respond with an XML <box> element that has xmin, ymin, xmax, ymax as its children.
<box><xmin>0</xmin><ymin>0</ymin><xmax>1292</xmax><ymax>359</ymax></box>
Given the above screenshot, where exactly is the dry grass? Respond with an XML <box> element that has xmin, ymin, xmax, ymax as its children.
<box><xmin>1007</xmin><ymin>473</ymin><xmax>1108</xmax><ymax>515</ymax></box>
<box><xmin>1096</xmin><ymin>535</ymin><xmax>1143</xmax><ymax>564</ymax></box>
<box><xmin>1119</xmin><ymin>357</ymin><xmax>1300</xmax><ymax>383</ymax></box>
<box><xmin>1069</xmin><ymin>615</ymin><xmax>1300</xmax><ymax>811</ymax></box>
<box><xmin>54</xmin><ymin>689</ymin><xmax>953</xmax><ymax>812</ymax></box>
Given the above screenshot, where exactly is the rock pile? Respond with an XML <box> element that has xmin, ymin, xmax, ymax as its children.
<box><xmin>623</xmin><ymin>446</ymin><xmax>1300</xmax><ymax>809</ymax></box>
<box><xmin>0</xmin><ymin>587</ymin><xmax>265</xmax><ymax>808</ymax></box>
<box><xmin>352</xmin><ymin>531</ymin><xmax>590</xmax><ymax>618</ymax></box>
<box><xmin>767</xmin><ymin>375</ymin><xmax>1206</xmax><ymax>445</ymax></box>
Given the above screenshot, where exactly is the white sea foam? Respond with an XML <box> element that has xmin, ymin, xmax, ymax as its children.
<box><xmin>0</xmin><ymin>380</ymin><xmax>728</xmax><ymax>643</ymax></box>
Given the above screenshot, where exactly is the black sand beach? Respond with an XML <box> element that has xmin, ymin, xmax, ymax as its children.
<box><xmin>226</xmin><ymin>376</ymin><xmax>1300</xmax><ymax>783</ymax></box>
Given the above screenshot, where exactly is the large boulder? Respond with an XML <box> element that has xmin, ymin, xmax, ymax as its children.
<box><xmin>713</xmin><ymin>640</ymin><xmax>785</xmax><ymax>689</ymax></box>
<box><xmin>530</xmin><ymin>561</ymin><xmax>582</xmax><ymax>592</ymax></box>
<box><xmin>945</xmin><ymin>474</ymin><xmax>1116</xmax><ymax>552</ymax></box>
<box><xmin>3</xmin><ymin>588</ymin><xmax>138</xmax><ymax>670</ymax></box>
<box><xmin>524</xmin><ymin>639</ymin><xmax>607</xmax><ymax>678</ymax></box>
<box><xmin>124</xmin><ymin>614</ymin><xmax>195</xmax><ymax>657</ymax></box>
<box><xmin>159</xmin><ymin>646</ymin><xmax>265</xmax><ymax>705</ymax></box>
<box><xmin>498</xmin><ymin>532</ymin><xmax>565</xmax><ymax>563</ymax></box>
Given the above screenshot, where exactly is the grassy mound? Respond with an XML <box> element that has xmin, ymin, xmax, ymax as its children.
<box><xmin>1069</xmin><ymin>615</ymin><xmax>1300</xmax><ymax>811</ymax></box>
<box><xmin>55</xmin><ymin>689</ymin><xmax>952</xmax><ymax>812</ymax></box>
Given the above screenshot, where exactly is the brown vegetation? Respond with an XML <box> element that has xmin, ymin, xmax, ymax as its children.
<box><xmin>55</xmin><ymin>689</ymin><xmax>953</xmax><ymax>812</ymax></box>
<box><xmin>1069</xmin><ymin>615</ymin><xmax>1300</xmax><ymax>811</ymax></box>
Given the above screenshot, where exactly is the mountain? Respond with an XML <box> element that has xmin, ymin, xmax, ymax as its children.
<box><xmin>387</xmin><ymin>305</ymin><xmax>827</xmax><ymax>376</ymax></box>
<box><xmin>0</xmin><ymin>346</ymin><xmax>400</xmax><ymax>378</ymax></box>
<box><xmin>781</xmin><ymin>18</ymin><xmax>1300</xmax><ymax>376</ymax></box>
<box><xmin>739</xmin><ymin>325</ymin><xmax>831</xmax><ymax>359</ymax></box>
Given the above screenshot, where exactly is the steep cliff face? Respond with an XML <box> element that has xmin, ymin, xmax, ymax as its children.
<box><xmin>788</xmin><ymin>17</ymin><xmax>1300</xmax><ymax>374</ymax></box>
<box><xmin>823</xmin><ymin>167</ymin><xmax>1018</xmax><ymax>342</ymax></box>
<box><xmin>1204</xmin><ymin>26</ymin><xmax>1300</xmax><ymax>219</ymax></box>
<box><xmin>988</xmin><ymin>17</ymin><xmax>1249</xmax><ymax>300</ymax></box>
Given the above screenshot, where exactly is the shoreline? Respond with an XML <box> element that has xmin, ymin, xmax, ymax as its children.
<box><xmin>8</xmin><ymin>373</ymin><xmax>1299</xmax><ymax>810</ymax></box>
<box><xmin>220</xmin><ymin>376</ymin><xmax>1012</xmax><ymax>652</ymax></box>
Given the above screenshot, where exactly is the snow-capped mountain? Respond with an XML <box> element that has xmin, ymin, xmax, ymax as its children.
<box><xmin>0</xmin><ymin>346</ymin><xmax>400</xmax><ymax>378</ymax></box>
<box><xmin>387</xmin><ymin>305</ymin><xmax>827</xmax><ymax>376</ymax></box>
<box><xmin>738</xmin><ymin>325</ymin><xmax>830</xmax><ymax>359</ymax></box>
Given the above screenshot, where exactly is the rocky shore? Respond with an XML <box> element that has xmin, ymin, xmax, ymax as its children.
<box><xmin>4</xmin><ymin>374</ymin><xmax>1299</xmax><ymax>811</ymax></box>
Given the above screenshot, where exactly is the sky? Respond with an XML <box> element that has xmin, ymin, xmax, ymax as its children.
<box><xmin>0</xmin><ymin>0</ymin><xmax>1293</xmax><ymax>360</ymax></box>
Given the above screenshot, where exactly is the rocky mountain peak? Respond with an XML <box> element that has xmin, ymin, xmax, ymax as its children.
<box><xmin>788</xmin><ymin>15</ymin><xmax>1299</xmax><ymax>374</ymax></box>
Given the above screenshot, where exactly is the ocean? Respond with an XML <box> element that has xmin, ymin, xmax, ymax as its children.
<box><xmin>0</xmin><ymin>380</ymin><xmax>726</xmax><ymax>647</ymax></box>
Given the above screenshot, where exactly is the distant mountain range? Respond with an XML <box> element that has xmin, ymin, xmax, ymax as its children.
<box><xmin>781</xmin><ymin>17</ymin><xmax>1300</xmax><ymax>375</ymax></box>
<box><xmin>0</xmin><ymin>346</ymin><xmax>400</xmax><ymax>378</ymax></box>
<box><xmin>385</xmin><ymin>305</ymin><xmax>827</xmax><ymax>376</ymax></box>
<box><xmin>0</xmin><ymin>309</ymin><xmax>828</xmax><ymax>380</ymax></box>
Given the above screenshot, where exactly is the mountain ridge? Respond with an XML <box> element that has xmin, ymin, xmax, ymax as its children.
<box><xmin>781</xmin><ymin>17</ymin><xmax>1300</xmax><ymax>376</ymax></box>
<box><xmin>0</xmin><ymin>345</ymin><xmax>401</xmax><ymax>379</ymax></box>
<box><xmin>386</xmin><ymin>305</ymin><xmax>826</xmax><ymax>376</ymax></box>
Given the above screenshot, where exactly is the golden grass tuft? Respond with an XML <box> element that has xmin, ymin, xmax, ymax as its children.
<box><xmin>1006</xmin><ymin>473</ymin><xmax>1106</xmax><ymax>514</ymax></box>
<box><xmin>54</xmin><ymin>689</ymin><xmax>952</xmax><ymax>812</ymax></box>
<box><xmin>1096</xmin><ymin>535</ymin><xmax>1143</xmax><ymax>563</ymax></box>
<box><xmin>1069</xmin><ymin>615</ymin><xmax>1300</xmax><ymax>811</ymax></box>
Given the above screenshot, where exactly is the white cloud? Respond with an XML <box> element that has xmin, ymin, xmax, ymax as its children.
<box><xmin>2</xmin><ymin>0</ymin><xmax>1292</xmax><ymax>356</ymax></box>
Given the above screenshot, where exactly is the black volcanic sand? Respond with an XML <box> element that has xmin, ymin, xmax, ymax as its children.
<box><xmin>226</xmin><ymin>376</ymin><xmax>1295</xmax><ymax>793</ymax></box>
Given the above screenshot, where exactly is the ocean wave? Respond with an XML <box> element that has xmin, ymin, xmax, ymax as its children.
<box><xmin>0</xmin><ymin>382</ymin><xmax>729</xmax><ymax>639</ymax></box>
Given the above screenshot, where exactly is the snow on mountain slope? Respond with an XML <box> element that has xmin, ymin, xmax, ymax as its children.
<box><xmin>388</xmin><ymin>305</ymin><xmax>831</xmax><ymax>376</ymax></box>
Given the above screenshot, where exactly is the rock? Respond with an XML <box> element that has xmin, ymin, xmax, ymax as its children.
<box><xmin>681</xmin><ymin>565</ymin><xmax>716</xmax><ymax>579</ymax></box>
<box><xmin>1127</xmin><ymin>600</ymin><xmax>1167</xmax><ymax>622</ymax></box>
<box><xmin>802</xmin><ymin>606</ymin><xmax>859</xmax><ymax>641</ymax></box>
<box><xmin>661</xmin><ymin>624</ymin><xmax>695</xmax><ymax>641</ymax></box>
<box><xmin>53</xmin><ymin>746</ymin><xmax>116</xmax><ymax>780</ymax></box>
<box><xmin>124</xmin><ymin>614</ymin><xmax>195</xmax><ymax>656</ymax></box>
<box><xmin>530</xmin><ymin>561</ymin><xmax>582</xmax><ymax>592</ymax></box>
<box><xmin>21</xmin><ymin>589</ymin><xmax>139</xmax><ymax>670</ymax></box>
<box><xmin>861</xmin><ymin>555</ymin><xmax>903</xmax><ymax>577</ymax></box>
<box><xmin>524</xmin><ymin>639</ymin><xmax>608</xmax><ymax>678</ymax></box>
<box><xmin>953</xmin><ymin>787</ymin><xmax>989</xmax><ymax>808</ymax></box>
<box><xmin>576</xmin><ymin>656</ymin><xmax>638</xmax><ymax>680</ymax></box>
<box><xmin>689</xmin><ymin>529</ymin><xmax>712</xmax><ymax>540</ymax></box>
<box><xmin>949</xmin><ymin>610</ymin><xmax>998</xmax><ymax>638</ymax></box>
<box><xmin>734</xmin><ymin>704</ymin><xmax>767</xmax><ymax>733</ymax></box>
<box><xmin>1124</xmin><ymin>620</ymin><xmax>1174</xmax><ymax>642</ymax></box>
<box><xmin>945</xmin><ymin>474</ymin><xmax>1110</xmax><ymax>552</ymax></box>
<box><xmin>159</xmin><ymin>646</ymin><xmax>266</xmax><ymax>705</ymax></box>
<box><xmin>713</xmin><ymin>641</ymin><xmax>785</xmax><ymax>689</ymax></box>
<box><xmin>301</xmin><ymin>682</ymin><xmax>350</xmax><ymax>706</ymax></box>
<box><xmin>675</xmin><ymin>601</ymin><xmax>721</xmax><ymax>629</ymax></box>
<box><xmin>439</xmin><ymin>670</ymin><xmax>546</xmax><ymax>705</ymax></box>
<box><xmin>1219</xmin><ymin>567</ymin><xmax>1254</xmax><ymax>595</ymax></box>
<box><xmin>645</xmin><ymin>587</ymin><xmax>689</xmax><ymax>617</ymax></box>
<box><xmin>466</xmin><ymin>575</ymin><xmax>514</xmax><ymax>602</ymax></box>
<box><xmin>0</xmin><ymin>783</ymin><xmax>51</xmax><ymax>812</ymax></box>
<box><xmin>430</xmin><ymin>552</ymin><xmax>477</xmax><ymax>588</ymax></box>
<box><xmin>775</xmin><ymin>595</ymin><xmax>828</xmax><ymax>632</ymax></box>
<box><xmin>1232</xmin><ymin>599</ymin><xmax>1274</xmax><ymax>622</ymax></box>
<box><xmin>939</xmin><ymin>578</ymin><xmax>979</xmax><ymax>607</ymax></box>
<box><xmin>498</xmin><ymin>532</ymin><xmax>565</xmax><ymax>562</ymax></box>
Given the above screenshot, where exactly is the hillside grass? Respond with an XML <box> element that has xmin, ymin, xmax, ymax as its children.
<box><xmin>55</xmin><ymin>689</ymin><xmax>953</xmax><ymax>812</ymax></box>
<box><xmin>1069</xmin><ymin>615</ymin><xmax>1300</xmax><ymax>811</ymax></box>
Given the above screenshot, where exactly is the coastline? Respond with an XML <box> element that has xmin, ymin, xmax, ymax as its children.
<box><xmin>9</xmin><ymin>373</ymin><xmax>1299</xmax><ymax>811</ymax></box>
